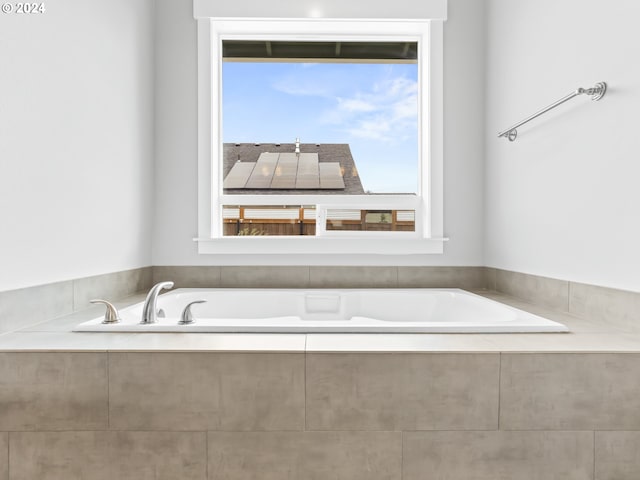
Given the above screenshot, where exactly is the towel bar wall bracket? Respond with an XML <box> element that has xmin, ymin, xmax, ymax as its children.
<box><xmin>498</xmin><ymin>81</ymin><xmax>607</xmax><ymax>142</ymax></box>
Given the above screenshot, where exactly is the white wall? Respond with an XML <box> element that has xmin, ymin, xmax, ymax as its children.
<box><xmin>0</xmin><ymin>0</ymin><xmax>155</xmax><ymax>291</ymax></box>
<box><xmin>485</xmin><ymin>0</ymin><xmax>640</xmax><ymax>291</ymax></box>
<box><xmin>152</xmin><ymin>0</ymin><xmax>486</xmax><ymax>266</ymax></box>
<box><xmin>6</xmin><ymin>0</ymin><xmax>635</xmax><ymax>291</ymax></box>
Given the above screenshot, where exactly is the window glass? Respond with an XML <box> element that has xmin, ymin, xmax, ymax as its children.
<box><xmin>326</xmin><ymin>209</ymin><xmax>416</xmax><ymax>232</ymax></box>
<box><xmin>222</xmin><ymin>205</ymin><xmax>415</xmax><ymax>236</ymax></box>
<box><xmin>221</xmin><ymin>41</ymin><xmax>419</xmax><ymax>195</ymax></box>
<box><xmin>223</xmin><ymin>205</ymin><xmax>316</xmax><ymax>236</ymax></box>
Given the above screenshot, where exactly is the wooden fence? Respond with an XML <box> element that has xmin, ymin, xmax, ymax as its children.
<box><xmin>223</xmin><ymin>207</ymin><xmax>414</xmax><ymax>236</ymax></box>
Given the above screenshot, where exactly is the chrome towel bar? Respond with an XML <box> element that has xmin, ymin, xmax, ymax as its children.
<box><xmin>498</xmin><ymin>82</ymin><xmax>607</xmax><ymax>141</ymax></box>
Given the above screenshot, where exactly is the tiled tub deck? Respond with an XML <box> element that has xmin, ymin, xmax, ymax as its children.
<box><xmin>2</xmin><ymin>274</ymin><xmax>640</xmax><ymax>478</ymax></box>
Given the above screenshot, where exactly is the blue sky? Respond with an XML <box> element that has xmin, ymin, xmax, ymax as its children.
<box><xmin>222</xmin><ymin>62</ymin><xmax>419</xmax><ymax>193</ymax></box>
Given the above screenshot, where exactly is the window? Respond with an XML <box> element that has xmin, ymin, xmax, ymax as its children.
<box><xmin>195</xmin><ymin>17</ymin><xmax>444</xmax><ymax>254</ymax></box>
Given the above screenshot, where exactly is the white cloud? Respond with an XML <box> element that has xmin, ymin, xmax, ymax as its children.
<box><xmin>271</xmin><ymin>65</ymin><xmax>418</xmax><ymax>144</ymax></box>
<box><xmin>271</xmin><ymin>66</ymin><xmax>349</xmax><ymax>98</ymax></box>
<box><xmin>346</xmin><ymin>117</ymin><xmax>391</xmax><ymax>139</ymax></box>
<box><xmin>272</xmin><ymin>77</ymin><xmax>332</xmax><ymax>97</ymax></box>
<box><xmin>337</xmin><ymin>97</ymin><xmax>377</xmax><ymax>113</ymax></box>
<box><xmin>329</xmin><ymin>75</ymin><xmax>418</xmax><ymax>143</ymax></box>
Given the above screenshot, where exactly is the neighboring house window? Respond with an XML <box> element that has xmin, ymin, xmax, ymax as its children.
<box><xmin>195</xmin><ymin>16</ymin><xmax>445</xmax><ymax>254</ymax></box>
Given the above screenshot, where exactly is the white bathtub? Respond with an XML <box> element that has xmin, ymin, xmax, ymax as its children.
<box><xmin>74</xmin><ymin>288</ymin><xmax>568</xmax><ymax>333</ymax></box>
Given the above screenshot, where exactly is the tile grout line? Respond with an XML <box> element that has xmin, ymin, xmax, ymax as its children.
<box><xmin>304</xmin><ymin>345</ymin><xmax>308</xmax><ymax>431</ymax></box>
<box><xmin>497</xmin><ymin>352</ymin><xmax>502</xmax><ymax>430</ymax></box>
<box><xmin>400</xmin><ymin>430</ymin><xmax>404</xmax><ymax>480</ymax></box>
<box><xmin>592</xmin><ymin>430</ymin><xmax>596</xmax><ymax>480</ymax></box>
<box><xmin>107</xmin><ymin>352</ymin><xmax>111</xmax><ymax>430</ymax></box>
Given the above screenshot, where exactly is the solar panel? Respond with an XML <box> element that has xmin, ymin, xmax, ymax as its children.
<box><xmin>245</xmin><ymin>153</ymin><xmax>279</xmax><ymax>188</ymax></box>
<box><xmin>296</xmin><ymin>153</ymin><xmax>320</xmax><ymax>189</ymax></box>
<box><xmin>222</xmin><ymin>149</ymin><xmax>346</xmax><ymax>191</ymax></box>
<box><xmin>270</xmin><ymin>153</ymin><xmax>298</xmax><ymax>189</ymax></box>
<box><xmin>319</xmin><ymin>162</ymin><xmax>345</xmax><ymax>189</ymax></box>
<box><xmin>223</xmin><ymin>162</ymin><xmax>256</xmax><ymax>189</ymax></box>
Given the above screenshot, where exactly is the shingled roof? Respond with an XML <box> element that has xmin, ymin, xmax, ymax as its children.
<box><xmin>223</xmin><ymin>143</ymin><xmax>365</xmax><ymax>195</ymax></box>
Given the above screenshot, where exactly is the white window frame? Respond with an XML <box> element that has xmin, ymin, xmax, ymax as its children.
<box><xmin>195</xmin><ymin>17</ymin><xmax>445</xmax><ymax>255</ymax></box>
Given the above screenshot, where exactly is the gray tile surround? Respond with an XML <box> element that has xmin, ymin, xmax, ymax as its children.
<box><xmin>151</xmin><ymin>265</ymin><xmax>489</xmax><ymax>289</ymax></box>
<box><xmin>73</xmin><ymin>267</ymin><xmax>152</xmax><ymax>311</ymax></box>
<box><xmin>0</xmin><ymin>353</ymin><xmax>108</xmax><ymax>431</ymax></box>
<box><xmin>0</xmin><ymin>267</ymin><xmax>152</xmax><ymax>334</ymax></box>
<box><xmin>153</xmin><ymin>266</ymin><xmax>222</xmax><ymax>288</ymax></box>
<box><xmin>306</xmin><ymin>353</ymin><xmax>500</xmax><ymax>431</ymax></box>
<box><xmin>0</xmin><ymin>433</ymin><xmax>6</xmax><ymax>480</ymax></box>
<box><xmin>1</xmin><ymin>351</ymin><xmax>640</xmax><ymax>479</ymax></box>
<box><xmin>488</xmin><ymin>268</ymin><xmax>640</xmax><ymax>329</ymax></box>
<box><xmin>309</xmin><ymin>266</ymin><xmax>398</xmax><ymax>288</ymax></box>
<box><xmin>109</xmin><ymin>353</ymin><xmax>305</xmax><ymax>431</ymax></box>
<box><xmin>0</xmin><ymin>280</ymin><xmax>74</xmax><ymax>334</ymax></box>
<box><xmin>221</xmin><ymin>266</ymin><xmax>310</xmax><ymax>288</ymax></box>
<box><xmin>570</xmin><ymin>282</ymin><xmax>640</xmax><ymax>331</ymax></box>
<box><xmin>491</xmin><ymin>268</ymin><xmax>570</xmax><ymax>311</ymax></box>
<box><xmin>9</xmin><ymin>432</ymin><xmax>110</xmax><ymax>480</ymax></box>
<box><xmin>109</xmin><ymin>431</ymin><xmax>207</xmax><ymax>480</ymax></box>
<box><xmin>9</xmin><ymin>431</ymin><xmax>207</xmax><ymax>480</ymax></box>
<box><xmin>500</xmin><ymin>353</ymin><xmax>640</xmax><ymax>430</ymax></box>
<box><xmin>595</xmin><ymin>431</ymin><xmax>640</xmax><ymax>480</ymax></box>
<box><xmin>208</xmin><ymin>431</ymin><xmax>401</xmax><ymax>480</ymax></box>
<box><xmin>403</xmin><ymin>431</ymin><xmax>594</xmax><ymax>480</ymax></box>
<box><xmin>397</xmin><ymin>266</ymin><xmax>486</xmax><ymax>289</ymax></box>
<box><xmin>484</xmin><ymin>266</ymin><xmax>497</xmax><ymax>290</ymax></box>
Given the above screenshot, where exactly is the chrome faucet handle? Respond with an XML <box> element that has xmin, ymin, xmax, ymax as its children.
<box><xmin>179</xmin><ymin>300</ymin><xmax>207</xmax><ymax>325</ymax></box>
<box><xmin>90</xmin><ymin>299</ymin><xmax>122</xmax><ymax>324</ymax></box>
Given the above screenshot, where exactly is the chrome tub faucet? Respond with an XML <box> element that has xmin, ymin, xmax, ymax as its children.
<box><xmin>140</xmin><ymin>281</ymin><xmax>174</xmax><ymax>324</ymax></box>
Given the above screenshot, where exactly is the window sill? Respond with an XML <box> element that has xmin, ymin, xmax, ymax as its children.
<box><xmin>194</xmin><ymin>236</ymin><xmax>447</xmax><ymax>255</ymax></box>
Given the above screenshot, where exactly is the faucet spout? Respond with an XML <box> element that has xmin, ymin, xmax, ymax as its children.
<box><xmin>140</xmin><ymin>281</ymin><xmax>174</xmax><ymax>324</ymax></box>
